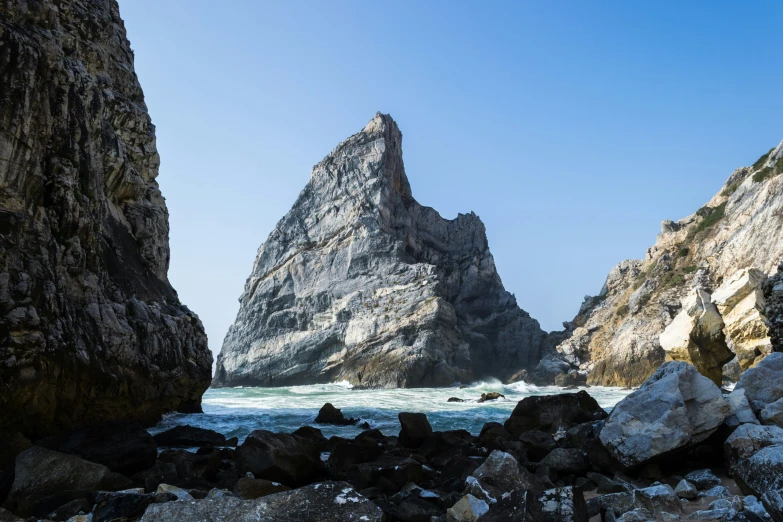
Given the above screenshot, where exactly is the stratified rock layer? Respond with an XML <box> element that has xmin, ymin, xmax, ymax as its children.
<box><xmin>557</xmin><ymin>141</ymin><xmax>783</xmax><ymax>386</ymax></box>
<box><xmin>214</xmin><ymin>113</ymin><xmax>546</xmax><ymax>388</ymax></box>
<box><xmin>0</xmin><ymin>0</ymin><xmax>212</xmax><ymax>437</ymax></box>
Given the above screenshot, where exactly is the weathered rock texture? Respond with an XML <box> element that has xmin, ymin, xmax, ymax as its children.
<box><xmin>556</xmin><ymin>141</ymin><xmax>783</xmax><ymax>386</ymax></box>
<box><xmin>0</xmin><ymin>0</ymin><xmax>212</xmax><ymax>436</ymax></box>
<box><xmin>214</xmin><ymin>113</ymin><xmax>547</xmax><ymax>388</ymax></box>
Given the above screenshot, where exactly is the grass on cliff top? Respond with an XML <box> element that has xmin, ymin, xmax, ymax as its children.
<box><xmin>752</xmin><ymin>148</ymin><xmax>783</xmax><ymax>183</ymax></box>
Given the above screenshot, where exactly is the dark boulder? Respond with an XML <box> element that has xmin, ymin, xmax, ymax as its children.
<box><xmin>158</xmin><ymin>449</ymin><xmax>221</xmax><ymax>486</ymax></box>
<box><xmin>519</xmin><ymin>430</ymin><xmax>557</xmax><ymax>462</ymax></box>
<box><xmin>539</xmin><ymin>448</ymin><xmax>588</xmax><ymax>475</ymax></box>
<box><xmin>92</xmin><ymin>490</ymin><xmax>154</xmax><ymax>522</ymax></box>
<box><xmin>4</xmin><ymin>446</ymin><xmax>134</xmax><ymax>517</ymax></box>
<box><xmin>153</xmin><ymin>425</ymin><xmax>234</xmax><ymax>448</ymax></box>
<box><xmin>398</xmin><ymin>413</ymin><xmax>433</xmax><ymax>448</ymax></box>
<box><xmin>233</xmin><ymin>477</ymin><xmax>290</xmax><ymax>499</ymax></box>
<box><xmin>478</xmin><ymin>392</ymin><xmax>505</xmax><ymax>403</ymax></box>
<box><xmin>328</xmin><ymin>442</ymin><xmax>383</xmax><ymax>480</ymax></box>
<box><xmin>314</xmin><ymin>403</ymin><xmax>358</xmax><ymax>426</ymax></box>
<box><xmin>36</xmin><ymin>422</ymin><xmax>156</xmax><ymax>476</ymax></box>
<box><xmin>46</xmin><ymin>497</ymin><xmax>91</xmax><ymax>520</ymax></box>
<box><xmin>235</xmin><ymin>430</ymin><xmax>325</xmax><ymax>487</ymax></box>
<box><xmin>504</xmin><ymin>391</ymin><xmax>607</xmax><ymax>436</ymax></box>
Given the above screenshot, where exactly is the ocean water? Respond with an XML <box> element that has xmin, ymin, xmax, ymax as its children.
<box><xmin>150</xmin><ymin>380</ymin><xmax>632</xmax><ymax>442</ymax></box>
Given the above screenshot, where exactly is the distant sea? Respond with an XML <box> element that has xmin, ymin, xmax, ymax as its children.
<box><xmin>149</xmin><ymin>380</ymin><xmax>633</xmax><ymax>442</ymax></box>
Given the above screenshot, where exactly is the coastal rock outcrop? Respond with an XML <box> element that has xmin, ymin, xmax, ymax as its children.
<box><xmin>214</xmin><ymin>113</ymin><xmax>547</xmax><ymax>388</ymax></box>
<box><xmin>0</xmin><ymin>0</ymin><xmax>212</xmax><ymax>436</ymax></box>
<box><xmin>555</xmin><ymin>141</ymin><xmax>783</xmax><ymax>386</ymax></box>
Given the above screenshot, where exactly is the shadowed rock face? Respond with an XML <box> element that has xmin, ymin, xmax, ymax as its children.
<box><xmin>214</xmin><ymin>113</ymin><xmax>546</xmax><ymax>388</ymax></box>
<box><xmin>0</xmin><ymin>0</ymin><xmax>212</xmax><ymax>437</ymax></box>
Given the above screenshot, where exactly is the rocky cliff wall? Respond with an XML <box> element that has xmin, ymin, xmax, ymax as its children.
<box><xmin>214</xmin><ymin>113</ymin><xmax>547</xmax><ymax>388</ymax></box>
<box><xmin>555</xmin><ymin>141</ymin><xmax>783</xmax><ymax>387</ymax></box>
<box><xmin>0</xmin><ymin>0</ymin><xmax>212</xmax><ymax>437</ymax></box>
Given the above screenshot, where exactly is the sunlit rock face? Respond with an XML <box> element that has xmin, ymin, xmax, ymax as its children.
<box><xmin>214</xmin><ymin>113</ymin><xmax>547</xmax><ymax>388</ymax></box>
<box><xmin>0</xmin><ymin>0</ymin><xmax>212</xmax><ymax>437</ymax></box>
<box><xmin>555</xmin><ymin>141</ymin><xmax>783</xmax><ymax>387</ymax></box>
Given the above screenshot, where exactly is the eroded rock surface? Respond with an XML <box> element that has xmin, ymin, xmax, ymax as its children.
<box><xmin>214</xmin><ymin>113</ymin><xmax>546</xmax><ymax>388</ymax></box>
<box><xmin>0</xmin><ymin>0</ymin><xmax>212</xmax><ymax>437</ymax></box>
<box><xmin>554</xmin><ymin>142</ymin><xmax>783</xmax><ymax>387</ymax></box>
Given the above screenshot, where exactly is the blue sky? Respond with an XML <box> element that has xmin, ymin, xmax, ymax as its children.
<box><xmin>120</xmin><ymin>1</ymin><xmax>783</xmax><ymax>363</ymax></box>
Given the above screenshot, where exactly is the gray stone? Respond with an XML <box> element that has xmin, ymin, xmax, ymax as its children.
<box><xmin>235</xmin><ymin>430</ymin><xmax>325</xmax><ymax>487</ymax></box>
<box><xmin>617</xmin><ymin>508</ymin><xmax>656</xmax><ymax>522</ymax></box>
<box><xmin>762</xmin><ymin>399</ymin><xmax>783</xmax><ymax>429</ymax></box>
<box><xmin>725</xmin><ymin>424</ymin><xmax>783</xmax><ymax>469</ymax></box>
<box><xmin>685</xmin><ymin>470</ymin><xmax>722</xmax><ymax>490</ymax></box>
<box><xmin>726</xmin><ymin>389</ymin><xmax>760</xmax><ymax>429</ymax></box>
<box><xmin>446</xmin><ymin>494</ymin><xmax>489</xmax><ymax>522</ymax></box>
<box><xmin>676</xmin><ymin>480</ymin><xmax>698</xmax><ymax>500</ymax></box>
<box><xmin>469</xmin><ymin>450</ymin><xmax>541</xmax><ymax>494</ymax></box>
<box><xmin>539</xmin><ymin>448</ymin><xmax>588</xmax><ymax>475</ymax></box>
<box><xmin>0</xmin><ymin>0</ymin><xmax>212</xmax><ymax>437</ymax></box>
<box><xmin>213</xmin><ymin>113</ymin><xmax>548</xmax><ymax>388</ymax></box>
<box><xmin>529</xmin><ymin>486</ymin><xmax>588</xmax><ymax>522</ymax></box>
<box><xmin>734</xmin><ymin>446</ymin><xmax>783</xmax><ymax>497</ymax></box>
<box><xmin>762</xmin><ymin>489</ymin><xmax>783</xmax><ymax>522</ymax></box>
<box><xmin>737</xmin><ymin>353</ymin><xmax>783</xmax><ymax>413</ymax></box>
<box><xmin>140</xmin><ymin>481</ymin><xmax>384</xmax><ymax>521</ymax></box>
<box><xmin>599</xmin><ymin>362</ymin><xmax>729</xmax><ymax>467</ymax></box>
<box><xmin>701</xmin><ymin>487</ymin><xmax>733</xmax><ymax>500</ymax></box>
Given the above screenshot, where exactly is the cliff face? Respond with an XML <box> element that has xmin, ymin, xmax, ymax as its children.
<box><xmin>557</xmin><ymin>141</ymin><xmax>783</xmax><ymax>387</ymax></box>
<box><xmin>214</xmin><ymin>113</ymin><xmax>546</xmax><ymax>388</ymax></box>
<box><xmin>0</xmin><ymin>0</ymin><xmax>212</xmax><ymax>437</ymax></box>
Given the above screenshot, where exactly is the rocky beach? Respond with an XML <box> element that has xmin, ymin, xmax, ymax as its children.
<box><xmin>2</xmin><ymin>0</ymin><xmax>783</xmax><ymax>521</ymax></box>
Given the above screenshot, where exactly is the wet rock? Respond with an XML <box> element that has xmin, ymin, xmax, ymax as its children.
<box><xmin>448</xmin><ymin>398</ymin><xmax>467</xmax><ymax>403</ymax></box>
<box><xmin>659</xmin><ymin>289</ymin><xmax>734</xmax><ymax>385</ymax></box>
<box><xmin>676</xmin><ymin>480</ymin><xmax>698</xmax><ymax>500</ymax></box>
<box><xmin>314</xmin><ymin>404</ymin><xmax>358</xmax><ymax>426</ymax></box>
<box><xmin>685</xmin><ymin>470</ymin><xmax>722</xmax><ymax>490</ymax></box>
<box><xmin>725</xmin><ymin>424</ymin><xmax>783</xmax><ymax>470</ymax></box>
<box><xmin>233</xmin><ymin>477</ymin><xmax>290</xmax><ymax>500</ymax></box>
<box><xmin>399</xmin><ymin>413</ymin><xmax>433</xmax><ymax>448</ymax></box>
<box><xmin>92</xmin><ymin>490</ymin><xmax>153</xmax><ymax>522</ymax></box>
<box><xmin>504</xmin><ymin>391</ymin><xmax>607</xmax><ymax>436</ymax></box>
<box><xmin>235</xmin><ymin>430</ymin><xmax>325</xmax><ymax>487</ymax></box>
<box><xmin>478</xmin><ymin>393</ymin><xmax>505</xmax><ymax>403</ymax></box>
<box><xmin>140</xmin><ymin>481</ymin><xmax>384</xmax><ymax>521</ymax></box>
<box><xmin>446</xmin><ymin>494</ymin><xmax>489</xmax><ymax>522</ymax></box>
<box><xmin>5</xmin><ymin>447</ymin><xmax>134</xmax><ymax>516</ymax></box>
<box><xmin>540</xmin><ymin>448</ymin><xmax>588</xmax><ymax>475</ymax></box>
<box><xmin>737</xmin><ymin>353</ymin><xmax>783</xmax><ymax>413</ymax></box>
<box><xmin>36</xmin><ymin>422</ymin><xmax>156</xmax><ymax>477</ymax></box>
<box><xmin>726</xmin><ymin>389</ymin><xmax>761</xmax><ymax>429</ymax></box>
<box><xmin>153</xmin><ymin>425</ymin><xmax>235</xmax><ymax>448</ymax></box>
<box><xmin>600</xmin><ymin>362</ymin><xmax>729</xmax><ymax>468</ymax></box>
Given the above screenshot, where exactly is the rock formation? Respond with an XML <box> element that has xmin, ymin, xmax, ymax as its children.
<box><xmin>0</xmin><ymin>0</ymin><xmax>212</xmax><ymax>437</ymax></box>
<box><xmin>555</xmin><ymin>141</ymin><xmax>783</xmax><ymax>386</ymax></box>
<box><xmin>214</xmin><ymin>113</ymin><xmax>546</xmax><ymax>388</ymax></box>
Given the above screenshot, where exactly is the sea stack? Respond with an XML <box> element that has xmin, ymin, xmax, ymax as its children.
<box><xmin>0</xmin><ymin>0</ymin><xmax>212</xmax><ymax>437</ymax></box>
<box><xmin>214</xmin><ymin>113</ymin><xmax>546</xmax><ymax>388</ymax></box>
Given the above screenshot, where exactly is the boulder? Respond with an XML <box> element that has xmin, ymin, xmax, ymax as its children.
<box><xmin>478</xmin><ymin>393</ymin><xmax>505</xmax><ymax>403</ymax></box>
<box><xmin>712</xmin><ymin>268</ymin><xmax>773</xmax><ymax>371</ymax></box>
<box><xmin>136</xmin><ymin>461</ymin><xmax>178</xmax><ymax>492</ymax></box>
<box><xmin>314</xmin><ymin>404</ymin><xmax>358</xmax><ymax>426</ymax></box>
<box><xmin>599</xmin><ymin>361</ymin><xmax>729</xmax><ymax>468</ymax></box>
<box><xmin>446</xmin><ymin>494</ymin><xmax>489</xmax><ymax>522</ymax></box>
<box><xmin>519</xmin><ymin>430</ymin><xmax>557</xmax><ymax>461</ymax></box>
<box><xmin>762</xmin><ymin>399</ymin><xmax>783</xmax><ymax>428</ymax></box>
<box><xmin>393</xmin><ymin>496</ymin><xmax>443</xmax><ymax>521</ymax></box>
<box><xmin>235</xmin><ymin>430</ymin><xmax>325</xmax><ymax>487</ymax></box>
<box><xmin>737</xmin><ymin>353</ymin><xmax>783</xmax><ymax>413</ymax></box>
<box><xmin>725</xmin><ymin>424</ymin><xmax>783</xmax><ymax>470</ymax></box>
<box><xmin>4</xmin><ymin>447</ymin><xmax>134</xmax><ymax>516</ymax></box>
<box><xmin>504</xmin><ymin>391</ymin><xmax>607</xmax><ymax>436</ymax></box>
<box><xmin>587</xmin><ymin>472</ymin><xmax>630</xmax><ymax>494</ymax></box>
<box><xmin>734</xmin><ymin>446</ymin><xmax>783</xmax><ymax>497</ymax></box>
<box><xmin>47</xmin><ymin>498</ymin><xmax>91</xmax><ymax>520</ymax></box>
<box><xmin>155</xmin><ymin>484</ymin><xmax>193</xmax><ymax>501</ymax></box>
<box><xmin>36</xmin><ymin>422</ymin><xmax>156</xmax><ymax>476</ymax></box>
<box><xmin>233</xmin><ymin>477</ymin><xmax>290</xmax><ymax>500</ymax></box>
<box><xmin>153</xmin><ymin>425</ymin><xmax>235</xmax><ymax>448</ymax></box>
<box><xmin>469</xmin><ymin>450</ymin><xmax>542</xmax><ymax>494</ymax></box>
<box><xmin>676</xmin><ymin>480</ymin><xmax>698</xmax><ymax>500</ymax></box>
<box><xmin>158</xmin><ymin>448</ymin><xmax>221</xmax><ymax>486</ymax></box>
<box><xmin>92</xmin><ymin>490</ymin><xmax>154</xmax><ymax>522</ymax></box>
<box><xmin>528</xmin><ymin>486</ymin><xmax>588</xmax><ymax>522</ymax></box>
<box><xmin>539</xmin><ymin>448</ymin><xmax>588</xmax><ymax>475</ymax></box>
<box><xmin>616</xmin><ymin>508</ymin><xmax>656</xmax><ymax>522</ymax></box>
<box><xmin>327</xmin><ymin>442</ymin><xmax>383</xmax><ymax>480</ymax></box>
<box><xmin>763</xmin><ymin>488</ymin><xmax>783</xmax><ymax>522</ymax></box>
<box><xmin>659</xmin><ymin>289</ymin><xmax>734</xmax><ymax>385</ymax></box>
<box><xmin>140</xmin><ymin>481</ymin><xmax>384</xmax><ymax>521</ymax></box>
<box><xmin>685</xmin><ymin>469</ymin><xmax>722</xmax><ymax>490</ymax></box>
<box><xmin>399</xmin><ymin>413</ymin><xmax>433</xmax><ymax>448</ymax></box>
<box><xmin>725</xmin><ymin>389</ymin><xmax>761</xmax><ymax>429</ymax></box>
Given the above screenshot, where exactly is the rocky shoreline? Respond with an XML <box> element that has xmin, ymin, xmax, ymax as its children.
<box><xmin>2</xmin><ymin>357</ymin><xmax>783</xmax><ymax>521</ymax></box>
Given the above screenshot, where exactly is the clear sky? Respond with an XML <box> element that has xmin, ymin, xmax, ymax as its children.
<box><xmin>120</xmin><ymin>1</ymin><xmax>783</xmax><ymax>365</ymax></box>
